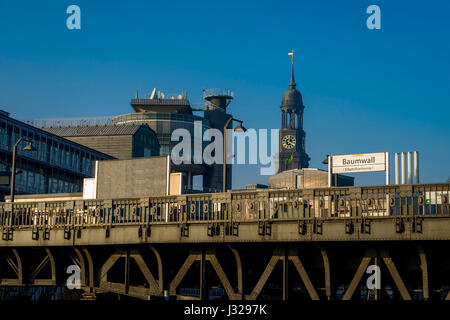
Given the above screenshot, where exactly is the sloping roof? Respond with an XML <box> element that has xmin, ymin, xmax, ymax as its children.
<box><xmin>43</xmin><ymin>125</ymin><xmax>148</xmax><ymax>137</ymax></box>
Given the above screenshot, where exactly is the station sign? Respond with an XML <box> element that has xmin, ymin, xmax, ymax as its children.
<box><xmin>331</xmin><ymin>152</ymin><xmax>387</xmax><ymax>174</ymax></box>
<box><xmin>327</xmin><ymin>152</ymin><xmax>390</xmax><ymax>186</ymax></box>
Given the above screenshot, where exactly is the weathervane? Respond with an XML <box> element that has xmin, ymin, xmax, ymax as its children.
<box><xmin>288</xmin><ymin>49</ymin><xmax>294</xmax><ymax>66</ymax></box>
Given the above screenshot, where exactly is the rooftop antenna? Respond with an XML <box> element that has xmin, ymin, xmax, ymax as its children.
<box><xmin>135</xmin><ymin>89</ymin><xmax>139</xmax><ymax>99</ymax></box>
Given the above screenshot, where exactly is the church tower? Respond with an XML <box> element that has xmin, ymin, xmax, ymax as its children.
<box><xmin>278</xmin><ymin>51</ymin><xmax>310</xmax><ymax>172</ymax></box>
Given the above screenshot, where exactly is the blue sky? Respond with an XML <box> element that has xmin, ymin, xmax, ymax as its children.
<box><xmin>0</xmin><ymin>0</ymin><xmax>449</xmax><ymax>188</ymax></box>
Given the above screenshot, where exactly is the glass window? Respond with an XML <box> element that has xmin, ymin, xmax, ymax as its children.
<box><xmin>143</xmin><ymin>148</ymin><xmax>151</xmax><ymax>157</ymax></box>
<box><xmin>66</xmin><ymin>148</ymin><xmax>71</xmax><ymax>168</ymax></box>
<box><xmin>0</xmin><ymin>122</ymin><xmax>8</xmax><ymax>149</ymax></box>
<box><xmin>54</xmin><ymin>144</ymin><xmax>60</xmax><ymax>165</ymax></box>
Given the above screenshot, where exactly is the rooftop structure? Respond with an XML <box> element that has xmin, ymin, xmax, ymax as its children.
<box><xmin>269</xmin><ymin>168</ymin><xmax>354</xmax><ymax>189</ymax></box>
<box><xmin>43</xmin><ymin>124</ymin><xmax>160</xmax><ymax>160</ymax></box>
<box><xmin>131</xmin><ymin>98</ymin><xmax>193</xmax><ymax>114</ymax></box>
<box><xmin>26</xmin><ymin>86</ymin><xmax>239</xmax><ymax>193</ymax></box>
<box><xmin>203</xmin><ymin>88</ymin><xmax>234</xmax><ymax>110</ymax></box>
<box><xmin>113</xmin><ymin>87</ymin><xmax>238</xmax><ymax>192</ymax></box>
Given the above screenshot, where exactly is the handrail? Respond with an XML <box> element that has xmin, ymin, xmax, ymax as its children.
<box><xmin>23</xmin><ymin>117</ymin><xmax>114</xmax><ymax>128</ymax></box>
<box><xmin>0</xmin><ymin>183</ymin><xmax>449</xmax><ymax>230</ymax></box>
<box><xmin>203</xmin><ymin>88</ymin><xmax>234</xmax><ymax>99</ymax></box>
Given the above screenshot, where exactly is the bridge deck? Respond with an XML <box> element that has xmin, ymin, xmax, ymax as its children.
<box><xmin>1</xmin><ymin>183</ymin><xmax>449</xmax><ymax>246</ymax></box>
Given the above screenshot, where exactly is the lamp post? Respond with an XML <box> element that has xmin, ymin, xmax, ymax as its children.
<box><xmin>322</xmin><ymin>154</ymin><xmax>337</xmax><ymax>187</ymax></box>
<box><xmin>223</xmin><ymin>117</ymin><xmax>246</xmax><ymax>193</ymax></box>
<box><xmin>10</xmin><ymin>138</ymin><xmax>36</xmax><ymax>203</ymax></box>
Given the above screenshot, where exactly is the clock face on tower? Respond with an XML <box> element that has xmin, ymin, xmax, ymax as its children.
<box><xmin>282</xmin><ymin>135</ymin><xmax>296</xmax><ymax>150</ymax></box>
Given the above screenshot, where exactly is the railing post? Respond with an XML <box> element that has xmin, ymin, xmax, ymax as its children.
<box><xmin>302</xmin><ymin>189</ymin><xmax>314</xmax><ymax>219</ymax></box>
<box><xmin>399</xmin><ymin>185</ymin><xmax>413</xmax><ymax>217</ymax></box>
<box><xmin>350</xmin><ymin>187</ymin><xmax>361</xmax><ymax>218</ymax></box>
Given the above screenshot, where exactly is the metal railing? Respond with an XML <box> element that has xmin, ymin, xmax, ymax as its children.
<box><xmin>24</xmin><ymin>117</ymin><xmax>114</xmax><ymax>128</ymax></box>
<box><xmin>111</xmin><ymin>112</ymin><xmax>210</xmax><ymax>128</ymax></box>
<box><xmin>203</xmin><ymin>88</ymin><xmax>234</xmax><ymax>99</ymax></box>
<box><xmin>0</xmin><ymin>183</ymin><xmax>449</xmax><ymax>231</ymax></box>
<box><xmin>131</xmin><ymin>98</ymin><xmax>190</xmax><ymax>105</ymax></box>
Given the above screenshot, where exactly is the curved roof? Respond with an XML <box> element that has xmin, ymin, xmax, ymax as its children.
<box><xmin>281</xmin><ymin>63</ymin><xmax>303</xmax><ymax>108</ymax></box>
<box><xmin>282</xmin><ymin>87</ymin><xmax>303</xmax><ymax>107</ymax></box>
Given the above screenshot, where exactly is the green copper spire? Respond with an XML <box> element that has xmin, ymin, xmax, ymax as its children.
<box><xmin>289</xmin><ymin>50</ymin><xmax>296</xmax><ymax>88</ymax></box>
<box><xmin>289</xmin><ymin>63</ymin><xmax>296</xmax><ymax>88</ymax></box>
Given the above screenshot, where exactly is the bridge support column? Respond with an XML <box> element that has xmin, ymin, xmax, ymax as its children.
<box><xmin>246</xmin><ymin>248</ymin><xmax>281</xmax><ymax>300</ymax></box>
<box><xmin>417</xmin><ymin>245</ymin><xmax>429</xmax><ymax>300</ymax></box>
<box><xmin>170</xmin><ymin>247</ymin><xmax>241</xmax><ymax>300</ymax></box>
<box><xmin>170</xmin><ymin>248</ymin><xmax>200</xmax><ymax>298</ymax></box>
<box><xmin>99</xmin><ymin>250</ymin><xmax>124</xmax><ymax>294</ymax></box>
<box><xmin>288</xmin><ymin>248</ymin><xmax>319</xmax><ymax>300</ymax></box>
<box><xmin>0</xmin><ymin>248</ymin><xmax>23</xmax><ymax>285</ymax></box>
<box><xmin>283</xmin><ymin>248</ymin><xmax>288</xmax><ymax>300</ymax></box>
<box><xmin>99</xmin><ymin>248</ymin><xmax>162</xmax><ymax>299</ymax></box>
<box><xmin>82</xmin><ymin>247</ymin><xmax>94</xmax><ymax>291</ymax></box>
<box><xmin>124</xmin><ymin>248</ymin><xmax>130</xmax><ymax>295</ymax></box>
<box><xmin>73</xmin><ymin>247</ymin><xmax>86</xmax><ymax>288</ymax></box>
<box><xmin>380</xmin><ymin>248</ymin><xmax>411</xmax><ymax>300</ymax></box>
<box><xmin>227</xmin><ymin>245</ymin><xmax>243</xmax><ymax>299</ymax></box>
<box><xmin>149</xmin><ymin>245</ymin><xmax>163</xmax><ymax>293</ymax></box>
<box><xmin>246</xmin><ymin>247</ymin><xmax>319</xmax><ymax>300</ymax></box>
<box><xmin>343</xmin><ymin>248</ymin><xmax>412</xmax><ymax>300</ymax></box>
<box><xmin>11</xmin><ymin>249</ymin><xmax>23</xmax><ymax>285</ymax></box>
<box><xmin>343</xmin><ymin>248</ymin><xmax>376</xmax><ymax>300</ymax></box>
<box><xmin>316</xmin><ymin>244</ymin><xmax>331</xmax><ymax>300</ymax></box>
<box><xmin>199</xmin><ymin>248</ymin><xmax>206</xmax><ymax>300</ymax></box>
<box><xmin>30</xmin><ymin>248</ymin><xmax>56</xmax><ymax>286</ymax></box>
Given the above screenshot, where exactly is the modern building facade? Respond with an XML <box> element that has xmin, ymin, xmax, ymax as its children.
<box><xmin>42</xmin><ymin>124</ymin><xmax>159</xmax><ymax>160</ymax></box>
<box><xmin>111</xmin><ymin>89</ymin><xmax>236</xmax><ymax>192</ymax></box>
<box><xmin>0</xmin><ymin>110</ymin><xmax>114</xmax><ymax>201</ymax></box>
<box><xmin>114</xmin><ymin>100</ymin><xmax>207</xmax><ymax>159</ymax></box>
<box><xmin>28</xmin><ymin>88</ymin><xmax>238</xmax><ymax>193</ymax></box>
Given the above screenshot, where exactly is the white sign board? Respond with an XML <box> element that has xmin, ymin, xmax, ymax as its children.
<box><xmin>328</xmin><ymin>152</ymin><xmax>390</xmax><ymax>187</ymax></box>
<box><xmin>331</xmin><ymin>152</ymin><xmax>386</xmax><ymax>174</ymax></box>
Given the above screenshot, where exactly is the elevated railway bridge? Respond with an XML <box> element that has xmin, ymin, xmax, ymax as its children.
<box><xmin>0</xmin><ymin>183</ymin><xmax>449</xmax><ymax>300</ymax></box>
